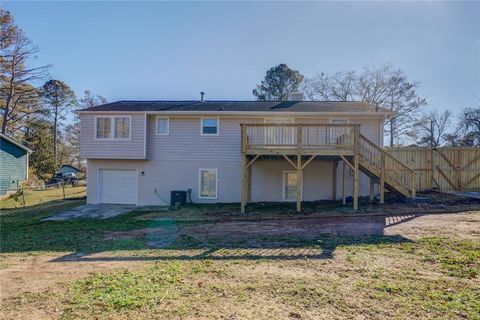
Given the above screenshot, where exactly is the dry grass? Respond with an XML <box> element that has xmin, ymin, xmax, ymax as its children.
<box><xmin>1</xmin><ymin>199</ymin><xmax>479</xmax><ymax>319</ymax></box>
<box><xmin>0</xmin><ymin>186</ymin><xmax>86</xmax><ymax>209</ymax></box>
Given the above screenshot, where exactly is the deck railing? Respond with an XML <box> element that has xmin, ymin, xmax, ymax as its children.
<box><xmin>241</xmin><ymin>123</ymin><xmax>359</xmax><ymax>153</ymax></box>
<box><xmin>358</xmin><ymin>134</ymin><xmax>416</xmax><ymax>197</ymax></box>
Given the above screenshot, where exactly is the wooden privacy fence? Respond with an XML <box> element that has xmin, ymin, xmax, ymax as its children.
<box><xmin>385</xmin><ymin>147</ymin><xmax>480</xmax><ymax>192</ymax></box>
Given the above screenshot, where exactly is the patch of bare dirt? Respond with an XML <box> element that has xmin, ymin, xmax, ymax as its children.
<box><xmin>384</xmin><ymin>210</ymin><xmax>480</xmax><ymax>240</ymax></box>
<box><xmin>180</xmin><ymin>211</ymin><xmax>480</xmax><ymax>243</ymax></box>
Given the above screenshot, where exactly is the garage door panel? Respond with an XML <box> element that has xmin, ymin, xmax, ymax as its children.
<box><xmin>99</xmin><ymin>169</ymin><xmax>137</xmax><ymax>204</ymax></box>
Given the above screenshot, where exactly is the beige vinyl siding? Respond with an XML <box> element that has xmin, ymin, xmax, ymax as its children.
<box><xmin>86</xmin><ymin>159</ymin><xmax>242</xmax><ymax>205</ymax></box>
<box><xmin>86</xmin><ymin>158</ymin><xmax>373</xmax><ymax>205</ymax></box>
<box><xmin>83</xmin><ymin>113</ymin><xmax>385</xmax><ymax>205</ymax></box>
<box><xmin>251</xmin><ymin>159</ymin><xmax>372</xmax><ymax>202</ymax></box>
<box><xmin>80</xmin><ymin>113</ymin><xmax>146</xmax><ymax>159</ymax></box>
<box><xmin>146</xmin><ymin>115</ymin><xmax>384</xmax><ymax>161</ymax></box>
<box><xmin>147</xmin><ymin>116</ymin><xmax>259</xmax><ymax>161</ymax></box>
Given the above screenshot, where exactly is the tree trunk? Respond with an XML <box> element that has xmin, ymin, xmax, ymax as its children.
<box><xmin>1</xmin><ymin>108</ymin><xmax>8</xmax><ymax>134</ymax></box>
<box><xmin>53</xmin><ymin>109</ymin><xmax>58</xmax><ymax>167</ymax></box>
<box><xmin>390</xmin><ymin>120</ymin><xmax>394</xmax><ymax>147</ymax></box>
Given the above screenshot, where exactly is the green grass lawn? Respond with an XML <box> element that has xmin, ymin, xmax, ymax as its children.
<box><xmin>1</xmin><ymin>200</ymin><xmax>479</xmax><ymax>319</ymax></box>
<box><xmin>0</xmin><ymin>186</ymin><xmax>86</xmax><ymax>209</ymax></box>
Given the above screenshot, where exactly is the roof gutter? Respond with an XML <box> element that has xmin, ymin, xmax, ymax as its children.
<box><xmin>75</xmin><ymin>110</ymin><xmax>396</xmax><ymax>116</ymax></box>
<box><xmin>0</xmin><ymin>133</ymin><xmax>33</xmax><ymax>153</ymax></box>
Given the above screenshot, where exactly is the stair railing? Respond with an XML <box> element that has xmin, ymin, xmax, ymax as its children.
<box><xmin>358</xmin><ymin>134</ymin><xmax>416</xmax><ymax>197</ymax></box>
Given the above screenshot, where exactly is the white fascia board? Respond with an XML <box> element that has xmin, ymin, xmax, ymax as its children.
<box><xmin>75</xmin><ymin>110</ymin><xmax>395</xmax><ymax>117</ymax></box>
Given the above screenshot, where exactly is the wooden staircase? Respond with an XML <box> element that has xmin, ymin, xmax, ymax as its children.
<box><xmin>356</xmin><ymin>134</ymin><xmax>416</xmax><ymax>199</ymax></box>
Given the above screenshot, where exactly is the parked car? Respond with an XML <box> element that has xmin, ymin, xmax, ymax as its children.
<box><xmin>47</xmin><ymin>172</ymin><xmax>79</xmax><ymax>186</ymax></box>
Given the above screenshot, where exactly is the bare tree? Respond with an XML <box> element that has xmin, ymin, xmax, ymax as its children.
<box><xmin>0</xmin><ymin>25</ymin><xmax>49</xmax><ymax>134</ymax></box>
<box><xmin>78</xmin><ymin>89</ymin><xmax>107</xmax><ymax>109</ymax></box>
<box><xmin>455</xmin><ymin>106</ymin><xmax>480</xmax><ymax>146</ymax></box>
<box><xmin>304</xmin><ymin>71</ymin><xmax>357</xmax><ymax>101</ymax></box>
<box><xmin>416</xmin><ymin>110</ymin><xmax>452</xmax><ymax>147</ymax></box>
<box><xmin>302</xmin><ymin>65</ymin><xmax>427</xmax><ymax>146</ymax></box>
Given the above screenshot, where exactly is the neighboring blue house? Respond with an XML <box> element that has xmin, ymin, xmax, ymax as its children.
<box><xmin>59</xmin><ymin>164</ymin><xmax>81</xmax><ymax>175</ymax></box>
<box><xmin>0</xmin><ymin>133</ymin><xmax>32</xmax><ymax>195</ymax></box>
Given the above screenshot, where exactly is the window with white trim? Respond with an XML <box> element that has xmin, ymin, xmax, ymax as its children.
<box><xmin>96</xmin><ymin>117</ymin><xmax>112</xmax><ymax>139</ymax></box>
<box><xmin>201</xmin><ymin>118</ymin><xmax>219</xmax><ymax>135</ymax></box>
<box><xmin>95</xmin><ymin>117</ymin><xmax>130</xmax><ymax>140</ymax></box>
<box><xmin>156</xmin><ymin>117</ymin><xmax>169</xmax><ymax>135</ymax></box>
<box><xmin>282</xmin><ymin>171</ymin><xmax>301</xmax><ymax>201</ymax></box>
<box><xmin>199</xmin><ymin>169</ymin><xmax>218</xmax><ymax>199</ymax></box>
<box><xmin>331</xmin><ymin>119</ymin><xmax>349</xmax><ymax>124</ymax></box>
<box><xmin>115</xmin><ymin>117</ymin><xmax>130</xmax><ymax>139</ymax></box>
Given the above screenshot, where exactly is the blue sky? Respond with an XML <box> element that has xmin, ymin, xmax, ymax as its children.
<box><xmin>3</xmin><ymin>1</ymin><xmax>480</xmax><ymax>113</ymax></box>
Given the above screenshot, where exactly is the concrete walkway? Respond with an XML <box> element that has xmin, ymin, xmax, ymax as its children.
<box><xmin>43</xmin><ymin>204</ymin><xmax>138</xmax><ymax>221</ymax></box>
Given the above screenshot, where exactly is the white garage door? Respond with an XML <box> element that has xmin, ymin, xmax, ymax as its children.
<box><xmin>98</xmin><ymin>169</ymin><xmax>137</xmax><ymax>204</ymax></box>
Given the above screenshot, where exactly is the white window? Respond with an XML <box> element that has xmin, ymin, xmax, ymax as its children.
<box><xmin>201</xmin><ymin>117</ymin><xmax>219</xmax><ymax>135</ymax></box>
<box><xmin>199</xmin><ymin>169</ymin><xmax>218</xmax><ymax>199</ymax></box>
<box><xmin>282</xmin><ymin>171</ymin><xmax>302</xmax><ymax>201</ymax></box>
<box><xmin>95</xmin><ymin>116</ymin><xmax>131</xmax><ymax>140</ymax></box>
<box><xmin>114</xmin><ymin>117</ymin><xmax>130</xmax><ymax>139</ymax></box>
<box><xmin>156</xmin><ymin>117</ymin><xmax>169</xmax><ymax>135</ymax></box>
<box><xmin>330</xmin><ymin>119</ymin><xmax>349</xmax><ymax>124</ymax></box>
<box><xmin>96</xmin><ymin>117</ymin><xmax>112</xmax><ymax>139</ymax></box>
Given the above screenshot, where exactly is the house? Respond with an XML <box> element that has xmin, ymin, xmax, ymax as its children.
<box><xmin>58</xmin><ymin>164</ymin><xmax>81</xmax><ymax>175</ymax></box>
<box><xmin>78</xmin><ymin>97</ymin><xmax>416</xmax><ymax>212</ymax></box>
<box><xmin>0</xmin><ymin>133</ymin><xmax>32</xmax><ymax>196</ymax></box>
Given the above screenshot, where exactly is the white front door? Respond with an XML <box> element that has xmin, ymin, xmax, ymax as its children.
<box><xmin>98</xmin><ymin>169</ymin><xmax>137</xmax><ymax>204</ymax></box>
<box><xmin>282</xmin><ymin>171</ymin><xmax>302</xmax><ymax>201</ymax></box>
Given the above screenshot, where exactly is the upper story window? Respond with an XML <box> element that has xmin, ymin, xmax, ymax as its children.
<box><xmin>330</xmin><ymin>118</ymin><xmax>349</xmax><ymax>124</ymax></box>
<box><xmin>156</xmin><ymin>116</ymin><xmax>169</xmax><ymax>135</ymax></box>
<box><xmin>95</xmin><ymin>116</ymin><xmax>131</xmax><ymax>140</ymax></box>
<box><xmin>201</xmin><ymin>117</ymin><xmax>219</xmax><ymax>135</ymax></box>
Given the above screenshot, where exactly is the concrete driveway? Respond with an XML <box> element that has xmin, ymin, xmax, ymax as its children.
<box><xmin>43</xmin><ymin>204</ymin><xmax>138</xmax><ymax>221</ymax></box>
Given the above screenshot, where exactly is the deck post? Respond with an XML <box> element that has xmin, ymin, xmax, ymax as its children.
<box><xmin>410</xmin><ymin>172</ymin><xmax>416</xmax><ymax>199</ymax></box>
<box><xmin>354</xmin><ymin>154</ymin><xmax>359</xmax><ymax>210</ymax></box>
<box><xmin>342</xmin><ymin>161</ymin><xmax>346</xmax><ymax>205</ymax></box>
<box><xmin>332</xmin><ymin>161</ymin><xmax>338</xmax><ymax>201</ymax></box>
<box><xmin>380</xmin><ymin>152</ymin><xmax>385</xmax><ymax>204</ymax></box>
<box><xmin>353</xmin><ymin>125</ymin><xmax>360</xmax><ymax>210</ymax></box>
<box><xmin>241</xmin><ymin>154</ymin><xmax>248</xmax><ymax>214</ymax></box>
<box><xmin>296</xmin><ymin>155</ymin><xmax>302</xmax><ymax>213</ymax></box>
<box><xmin>369</xmin><ymin>178</ymin><xmax>374</xmax><ymax>202</ymax></box>
<box><xmin>247</xmin><ymin>164</ymin><xmax>252</xmax><ymax>202</ymax></box>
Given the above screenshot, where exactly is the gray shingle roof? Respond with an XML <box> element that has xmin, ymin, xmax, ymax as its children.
<box><xmin>79</xmin><ymin>100</ymin><xmax>391</xmax><ymax>113</ymax></box>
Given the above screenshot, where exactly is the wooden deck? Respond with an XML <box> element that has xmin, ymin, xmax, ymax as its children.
<box><xmin>239</xmin><ymin>123</ymin><xmax>416</xmax><ymax>214</ymax></box>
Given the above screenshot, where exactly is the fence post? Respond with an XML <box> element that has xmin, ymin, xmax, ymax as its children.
<box><xmin>62</xmin><ymin>183</ymin><xmax>66</xmax><ymax>199</ymax></box>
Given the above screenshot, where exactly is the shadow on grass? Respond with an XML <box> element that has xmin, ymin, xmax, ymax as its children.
<box><xmin>1</xmin><ymin>197</ymin><xmax>421</xmax><ymax>262</ymax></box>
<box><xmin>51</xmin><ymin>233</ymin><xmax>412</xmax><ymax>262</ymax></box>
<box><xmin>49</xmin><ymin>213</ymin><xmax>418</xmax><ymax>262</ymax></box>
